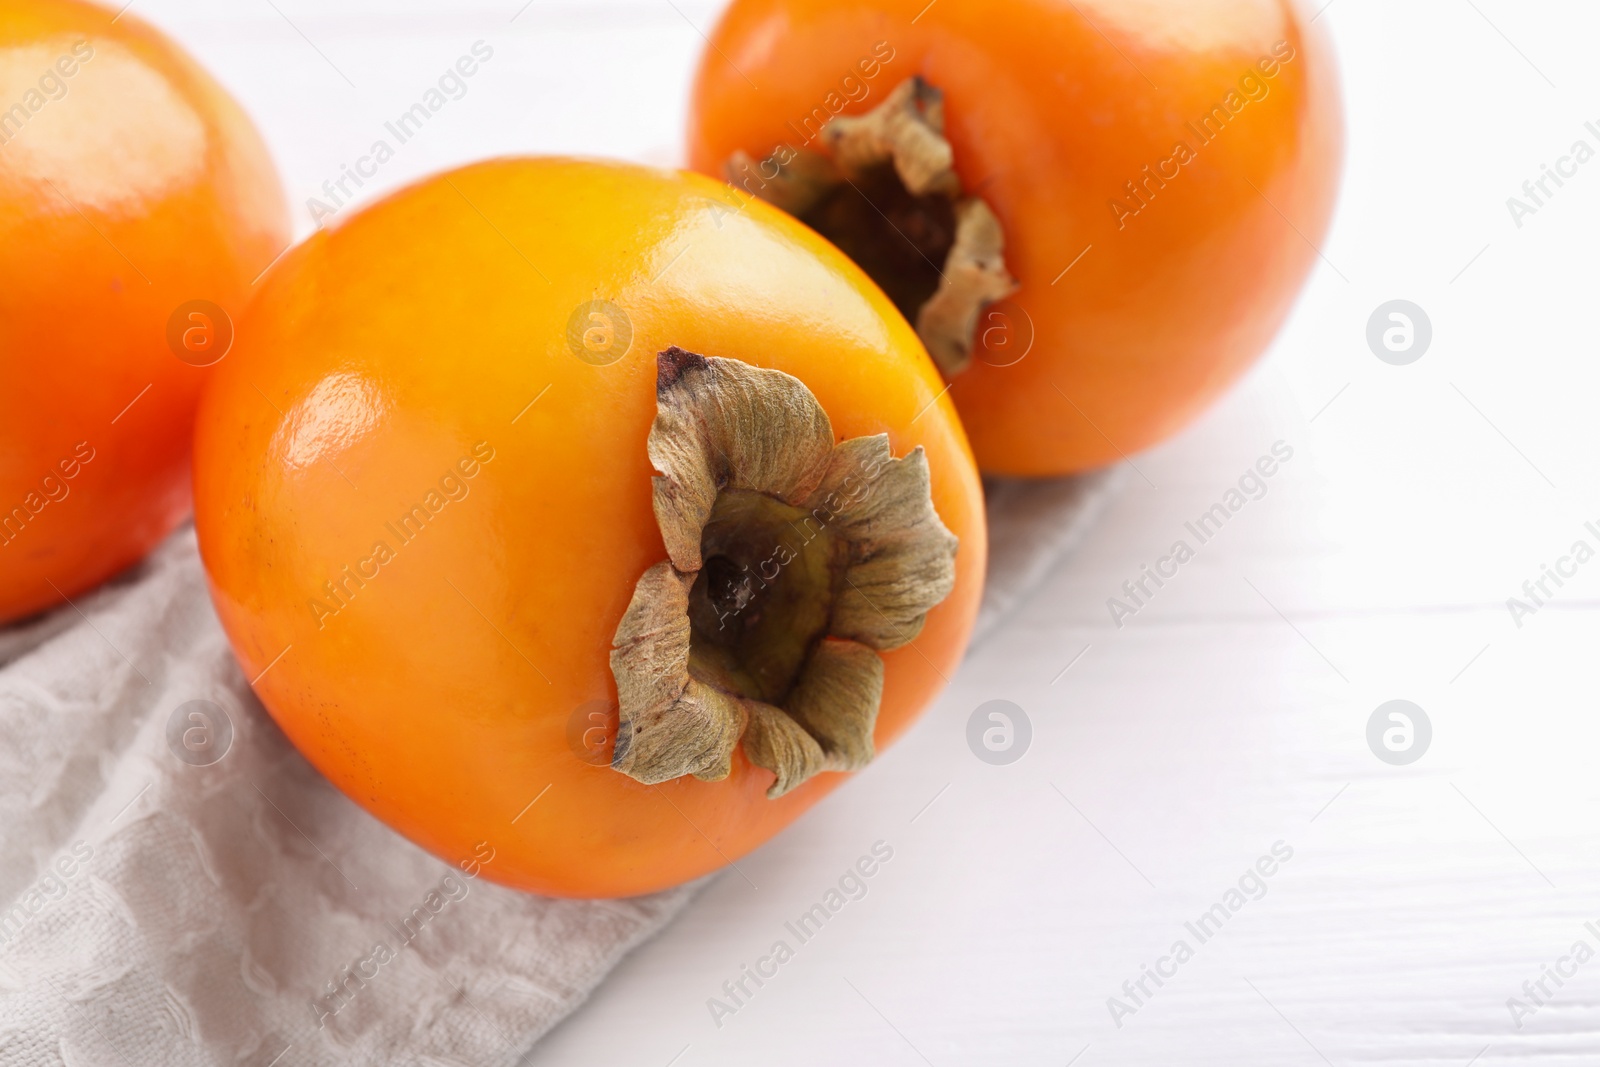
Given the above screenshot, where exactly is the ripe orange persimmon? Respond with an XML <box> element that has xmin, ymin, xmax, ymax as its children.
<box><xmin>688</xmin><ymin>0</ymin><xmax>1344</xmax><ymax>476</ymax></box>
<box><xmin>194</xmin><ymin>159</ymin><xmax>985</xmax><ymax>898</ymax></box>
<box><xmin>0</xmin><ymin>0</ymin><xmax>289</xmax><ymax>622</ymax></box>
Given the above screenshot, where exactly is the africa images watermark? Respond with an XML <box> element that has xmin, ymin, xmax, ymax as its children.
<box><xmin>306</xmin><ymin>40</ymin><xmax>495</xmax><ymax>225</ymax></box>
<box><xmin>1109</xmin><ymin>40</ymin><xmax>1297</xmax><ymax>230</ymax></box>
<box><xmin>706</xmin><ymin>840</ymin><xmax>895</xmax><ymax>1028</ymax></box>
<box><xmin>0</xmin><ymin>39</ymin><xmax>95</xmax><ymax>148</ymax></box>
<box><xmin>311</xmin><ymin>839</ymin><xmax>497</xmax><ymax>1028</ymax></box>
<box><xmin>705</xmin><ymin>441</ymin><xmax>894</xmax><ymax>633</ymax></box>
<box><xmin>1106</xmin><ymin>441</ymin><xmax>1294</xmax><ymax>628</ymax></box>
<box><xmin>0</xmin><ymin>841</ymin><xmax>94</xmax><ymax>950</ymax></box>
<box><xmin>0</xmin><ymin>441</ymin><xmax>97</xmax><ymax>551</ymax></box>
<box><xmin>1505</xmin><ymin>119</ymin><xmax>1600</xmax><ymax>229</ymax></box>
<box><xmin>1505</xmin><ymin>919</ymin><xmax>1600</xmax><ymax>1030</ymax></box>
<box><xmin>307</xmin><ymin>441</ymin><xmax>496</xmax><ymax>629</ymax></box>
<box><xmin>725</xmin><ymin>40</ymin><xmax>897</xmax><ymax>198</ymax></box>
<box><xmin>1107</xmin><ymin>841</ymin><xmax>1295</xmax><ymax>1028</ymax></box>
<box><xmin>1504</xmin><ymin>518</ymin><xmax>1600</xmax><ymax>629</ymax></box>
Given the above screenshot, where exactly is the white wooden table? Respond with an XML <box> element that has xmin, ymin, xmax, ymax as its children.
<box><xmin>128</xmin><ymin>1</ymin><xmax>1600</xmax><ymax>1062</ymax></box>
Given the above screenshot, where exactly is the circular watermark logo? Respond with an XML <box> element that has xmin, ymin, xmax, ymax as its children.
<box><xmin>166</xmin><ymin>300</ymin><xmax>234</xmax><ymax>367</ymax></box>
<box><xmin>966</xmin><ymin>699</ymin><xmax>1031</xmax><ymax>765</ymax></box>
<box><xmin>1366</xmin><ymin>300</ymin><xmax>1431</xmax><ymax>366</ymax></box>
<box><xmin>1366</xmin><ymin>699</ymin><xmax>1431</xmax><ymax>766</ymax></box>
<box><xmin>165</xmin><ymin>699</ymin><xmax>234</xmax><ymax>766</ymax></box>
<box><xmin>974</xmin><ymin>300</ymin><xmax>1035</xmax><ymax>368</ymax></box>
<box><xmin>566</xmin><ymin>699</ymin><xmax>617</xmax><ymax>766</ymax></box>
<box><xmin>565</xmin><ymin>300</ymin><xmax>633</xmax><ymax>366</ymax></box>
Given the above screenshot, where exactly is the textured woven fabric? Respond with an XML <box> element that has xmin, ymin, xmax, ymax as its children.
<box><xmin>0</xmin><ymin>531</ymin><xmax>697</xmax><ymax>1066</ymax></box>
<box><xmin>0</xmin><ymin>471</ymin><xmax>1116</xmax><ymax>1065</ymax></box>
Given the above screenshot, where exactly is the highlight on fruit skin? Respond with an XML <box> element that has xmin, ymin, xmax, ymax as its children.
<box><xmin>0</xmin><ymin>0</ymin><xmax>290</xmax><ymax>623</ymax></box>
<box><xmin>193</xmin><ymin>157</ymin><xmax>986</xmax><ymax>899</ymax></box>
<box><xmin>688</xmin><ymin>0</ymin><xmax>1345</xmax><ymax>477</ymax></box>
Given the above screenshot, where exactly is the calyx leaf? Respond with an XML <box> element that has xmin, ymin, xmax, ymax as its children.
<box><xmin>608</xmin><ymin>348</ymin><xmax>958</xmax><ymax>798</ymax></box>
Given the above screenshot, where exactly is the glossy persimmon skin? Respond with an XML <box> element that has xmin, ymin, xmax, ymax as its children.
<box><xmin>0</xmin><ymin>0</ymin><xmax>288</xmax><ymax>622</ymax></box>
<box><xmin>193</xmin><ymin>159</ymin><xmax>986</xmax><ymax>899</ymax></box>
<box><xmin>688</xmin><ymin>0</ymin><xmax>1344</xmax><ymax>476</ymax></box>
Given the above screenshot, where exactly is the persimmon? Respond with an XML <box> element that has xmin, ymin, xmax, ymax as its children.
<box><xmin>193</xmin><ymin>158</ymin><xmax>985</xmax><ymax>898</ymax></box>
<box><xmin>0</xmin><ymin>0</ymin><xmax>288</xmax><ymax>623</ymax></box>
<box><xmin>688</xmin><ymin>0</ymin><xmax>1344</xmax><ymax>476</ymax></box>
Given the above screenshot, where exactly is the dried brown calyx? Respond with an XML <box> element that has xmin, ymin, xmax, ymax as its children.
<box><xmin>609</xmin><ymin>347</ymin><xmax>959</xmax><ymax>798</ymax></box>
<box><xmin>726</xmin><ymin>77</ymin><xmax>1018</xmax><ymax>377</ymax></box>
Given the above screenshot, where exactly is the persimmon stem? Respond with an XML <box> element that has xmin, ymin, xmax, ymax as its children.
<box><xmin>726</xmin><ymin>77</ymin><xmax>1018</xmax><ymax>376</ymax></box>
<box><xmin>607</xmin><ymin>348</ymin><xmax>958</xmax><ymax>798</ymax></box>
